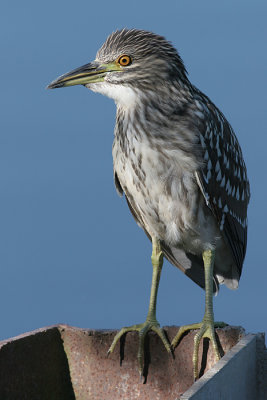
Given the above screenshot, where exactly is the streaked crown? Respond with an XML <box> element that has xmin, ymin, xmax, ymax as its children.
<box><xmin>96</xmin><ymin>29</ymin><xmax>188</xmax><ymax>84</ymax></box>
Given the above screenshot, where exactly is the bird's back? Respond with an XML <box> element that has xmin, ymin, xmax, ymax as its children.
<box><xmin>194</xmin><ymin>88</ymin><xmax>250</xmax><ymax>283</ymax></box>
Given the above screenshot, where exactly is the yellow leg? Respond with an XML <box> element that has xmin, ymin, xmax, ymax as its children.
<box><xmin>108</xmin><ymin>237</ymin><xmax>171</xmax><ymax>376</ymax></box>
<box><xmin>171</xmin><ymin>249</ymin><xmax>226</xmax><ymax>380</ymax></box>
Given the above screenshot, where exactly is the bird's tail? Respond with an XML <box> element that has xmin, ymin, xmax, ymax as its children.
<box><xmin>161</xmin><ymin>242</ymin><xmax>219</xmax><ymax>294</ymax></box>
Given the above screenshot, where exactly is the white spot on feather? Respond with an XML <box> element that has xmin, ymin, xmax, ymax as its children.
<box><xmin>207</xmin><ymin>159</ymin><xmax>212</xmax><ymax>170</ymax></box>
<box><xmin>229</xmin><ymin>209</ymin><xmax>247</xmax><ymax>228</ymax></box>
<box><xmin>231</xmin><ymin>186</ymin><xmax>236</xmax><ymax>197</ymax></box>
<box><xmin>216</xmin><ymin>169</ymin><xmax>222</xmax><ymax>181</ymax></box>
<box><xmin>220</xmin><ymin>213</ymin><xmax>226</xmax><ymax>231</ymax></box>
<box><xmin>195</xmin><ymin>111</ymin><xmax>204</xmax><ymax>118</ymax></box>
<box><xmin>199</xmin><ymin>135</ymin><xmax>205</xmax><ymax>148</ymax></box>
<box><xmin>226</xmin><ymin>179</ymin><xmax>231</xmax><ymax>193</ymax></box>
<box><xmin>209</xmin><ymin>137</ymin><xmax>213</xmax><ymax>149</ymax></box>
<box><xmin>216</xmin><ymin>137</ymin><xmax>222</xmax><ymax>157</ymax></box>
<box><xmin>204</xmin><ymin>150</ymin><xmax>209</xmax><ymax>161</ymax></box>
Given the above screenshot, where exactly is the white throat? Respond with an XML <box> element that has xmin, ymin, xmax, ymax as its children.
<box><xmin>87</xmin><ymin>82</ymin><xmax>139</xmax><ymax>109</ymax></box>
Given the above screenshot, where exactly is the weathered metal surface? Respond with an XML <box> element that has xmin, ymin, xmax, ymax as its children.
<box><xmin>59</xmin><ymin>324</ymin><xmax>244</xmax><ymax>399</ymax></box>
<box><xmin>0</xmin><ymin>325</ymin><xmax>244</xmax><ymax>399</ymax></box>
<box><xmin>181</xmin><ymin>334</ymin><xmax>267</xmax><ymax>400</ymax></box>
<box><xmin>0</xmin><ymin>326</ymin><xmax>75</xmax><ymax>400</ymax></box>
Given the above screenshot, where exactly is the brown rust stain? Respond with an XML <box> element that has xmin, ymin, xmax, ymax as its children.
<box><xmin>59</xmin><ymin>325</ymin><xmax>244</xmax><ymax>400</ymax></box>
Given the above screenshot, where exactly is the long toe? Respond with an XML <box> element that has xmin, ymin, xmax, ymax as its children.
<box><xmin>171</xmin><ymin>322</ymin><xmax>203</xmax><ymax>349</ymax></box>
<box><xmin>107</xmin><ymin>323</ymin><xmax>142</xmax><ymax>355</ymax></box>
<box><xmin>192</xmin><ymin>320</ymin><xmax>221</xmax><ymax>380</ymax></box>
<box><xmin>108</xmin><ymin>321</ymin><xmax>171</xmax><ymax>376</ymax></box>
<box><xmin>171</xmin><ymin>321</ymin><xmax>226</xmax><ymax>380</ymax></box>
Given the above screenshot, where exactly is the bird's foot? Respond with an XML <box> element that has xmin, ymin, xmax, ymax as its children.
<box><xmin>171</xmin><ymin>320</ymin><xmax>227</xmax><ymax>380</ymax></box>
<box><xmin>108</xmin><ymin>319</ymin><xmax>172</xmax><ymax>377</ymax></box>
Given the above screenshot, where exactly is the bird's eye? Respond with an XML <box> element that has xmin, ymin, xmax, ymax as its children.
<box><xmin>117</xmin><ymin>55</ymin><xmax>132</xmax><ymax>67</ymax></box>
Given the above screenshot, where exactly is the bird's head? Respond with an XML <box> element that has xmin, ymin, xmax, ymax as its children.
<box><xmin>47</xmin><ymin>29</ymin><xmax>187</xmax><ymax>106</ymax></box>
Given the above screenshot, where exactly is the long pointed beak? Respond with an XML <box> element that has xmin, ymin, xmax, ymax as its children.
<box><xmin>47</xmin><ymin>61</ymin><xmax>119</xmax><ymax>89</ymax></box>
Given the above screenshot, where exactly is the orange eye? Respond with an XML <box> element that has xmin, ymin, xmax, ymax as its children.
<box><xmin>117</xmin><ymin>55</ymin><xmax>132</xmax><ymax>66</ymax></box>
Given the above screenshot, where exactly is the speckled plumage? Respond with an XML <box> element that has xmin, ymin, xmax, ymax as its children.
<box><xmin>90</xmin><ymin>29</ymin><xmax>250</xmax><ymax>292</ymax></box>
<box><xmin>48</xmin><ymin>28</ymin><xmax>250</xmax><ymax>290</ymax></box>
<box><xmin>48</xmin><ymin>28</ymin><xmax>251</xmax><ymax>378</ymax></box>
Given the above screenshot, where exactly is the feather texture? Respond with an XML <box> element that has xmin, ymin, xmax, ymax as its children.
<box><xmin>92</xmin><ymin>29</ymin><xmax>250</xmax><ymax>290</ymax></box>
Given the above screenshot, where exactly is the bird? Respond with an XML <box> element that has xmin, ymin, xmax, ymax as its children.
<box><xmin>47</xmin><ymin>29</ymin><xmax>250</xmax><ymax>380</ymax></box>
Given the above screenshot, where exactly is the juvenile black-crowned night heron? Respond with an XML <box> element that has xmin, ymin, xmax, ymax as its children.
<box><xmin>48</xmin><ymin>29</ymin><xmax>250</xmax><ymax>379</ymax></box>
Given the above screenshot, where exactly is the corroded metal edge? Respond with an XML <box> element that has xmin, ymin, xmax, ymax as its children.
<box><xmin>0</xmin><ymin>325</ymin><xmax>246</xmax><ymax>400</ymax></box>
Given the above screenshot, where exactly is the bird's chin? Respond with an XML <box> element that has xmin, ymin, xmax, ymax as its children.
<box><xmin>86</xmin><ymin>82</ymin><xmax>139</xmax><ymax>108</ymax></box>
<box><xmin>86</xmin><ymin>82</ymin><xmax>104</xmax><ymax>93</ymax></box>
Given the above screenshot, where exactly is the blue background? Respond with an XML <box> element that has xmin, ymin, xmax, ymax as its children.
<box><xmin>1</xmin><ymin>1</ymin><xmax>266</xmax><ymax>342</ymax></box>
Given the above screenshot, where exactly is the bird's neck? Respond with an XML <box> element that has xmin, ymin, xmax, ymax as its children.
<box><xmin>114</xmin><ymin>81</ymin><xmax>199</xmax><ymax>162</ymax></box>
<box><xmin>115</xmin><ymin>80</ymin><xmax>193</xmax><ymax>132</ymax></box>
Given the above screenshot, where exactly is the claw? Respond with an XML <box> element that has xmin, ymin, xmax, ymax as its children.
<box><xmin>172</xmin><ymin>321</ymin><xmax>227</xmax><ymax>379</ymax></box>
<box><xmin>108</xmin><ymin>325</ymin><xmax>132</xmax><ymax>355</ymax></box>
<box><xmin>108</xmin><ymin>321</ymin><xmax>171</xmax><ymax>376</ymax></box>
<box><xmin>171</xmin><ymin>249</ymin><xmax>228</xmax><ymax>379</ymax></box>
